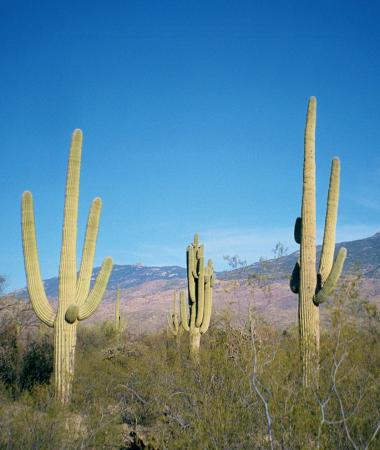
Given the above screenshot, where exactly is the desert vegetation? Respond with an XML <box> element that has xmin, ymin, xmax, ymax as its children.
<box><xmin>0</xmin><ymin>270</ymin><xmax>379</xmax><ymax>449</ymax></box>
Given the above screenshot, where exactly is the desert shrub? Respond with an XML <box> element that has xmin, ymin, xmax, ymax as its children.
<box><xmin>76</xmin><ymin>321</ymin><xmax>119</xmax><ymax>351</ymax></box>
<box><xmin>0</xmin><ymin>321</ymin><xmax>20</xmax><ymax>395</ymax></box>
<box><xmin>19</xmin><ymin>335</ymin><xmax>53</xmax><ymax>391</ymax></box>
<box><xmin>0</xmin><ymin>316</ymin><xmax>54</xmax><ymax>398</ymax></box>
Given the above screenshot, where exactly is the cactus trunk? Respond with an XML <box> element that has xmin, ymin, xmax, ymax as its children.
<box><xmin>54</xmin><ymin>320</ymin><xmax>77</xmax><ymax>404</ymax></box>
<box><xmin>299</xmin><ymin>97</ymin><xmax>319</xmax><ymax>387</ymax></box>
<box><xmin>21</xmin><ymin>130</ymin><xmax>113</xmax><ymax>404</ymax></box>
<box><xmin>189</xmin><ymin>328</ymin><xmax>201</xmax><ymax>361</ymax></box>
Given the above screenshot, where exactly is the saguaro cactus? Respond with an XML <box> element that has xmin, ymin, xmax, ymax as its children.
<box><xmin>21</xmin><ymin>129</ymin><xmax>113</xmax><ymax>404</ymax></box>
<box><xmin>167</xmin><ymin>290</ymin><xmax>181</xmax><ymax>338</ymax></box>
<box><xmin>181</xmin><ymin>234</ymin><xmax>215</xmax><ymax>360</ymax></box>
<box><xmin>115</xmin><ymin>287</ymin><xmax>127</xmax><ymax>336</ymax></box>
<box><xmin>290</xmin><ymin>98</ymin><xmax>347</xmax><ymax>387</ymax></box>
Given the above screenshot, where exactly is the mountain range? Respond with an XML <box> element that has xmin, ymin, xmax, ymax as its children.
<box><xmin>12</xmin><ymin>232</ymin><xmax>380</xmax><ymax>332</ymax></box>
<box><xmin>16</xmin><ymin>231</ymin><xmax>380</xmax><ymax>298</ymax></box>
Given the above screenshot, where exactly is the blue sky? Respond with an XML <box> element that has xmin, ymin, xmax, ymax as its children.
<box><xmin>1</xmin><ymin>1</ymin><xmax>380</xmax><ymax>290</ymax></box>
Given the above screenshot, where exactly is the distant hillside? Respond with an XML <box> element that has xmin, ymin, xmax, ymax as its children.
<box><xmin>16</xmin><ymin>232</ymin><xmax>380</xmax><ymax>298</ymax></box>
<box><xmin>220</xmin><ymin>232</ymin><xmax>380</xmax><ymax>280</ymax></box>
<box><xmin>16</xmin><ymin>264</ymin><xmax>186</xmax><ymax>298</ymax></box>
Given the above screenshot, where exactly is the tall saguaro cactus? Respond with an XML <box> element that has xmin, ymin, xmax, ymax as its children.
<box><xmin>290</xmin><ymin>98</ymin><xmax>347</xmax><ymax>387</ymax></box>
<box><xmin>181</xmin><ymin>234</ymin><xmax>215</xmax><ymax>360</ymax></box>
<box><xmin>21</xmin><ymin>129</ymin><xmax>113</xmax><ymax>404</ymax></box>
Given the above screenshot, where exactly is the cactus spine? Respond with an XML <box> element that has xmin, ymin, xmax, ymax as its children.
<box><xmin>291</xmin><ymin>98</ymin><xmax>347</xmax><ymax>387</ymax></box>
<box><xmin>181</xmin><ymin>234</ymin><xmax>215</xmax><ymax>360</ymax></box>
<box><xmin>21</xmin><ymin>129</ymin><xmax>113</xmax><ymax>404</ymax></box>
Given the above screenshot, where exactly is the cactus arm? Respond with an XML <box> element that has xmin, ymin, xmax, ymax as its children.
<box><xmin>189</xmin><ymin>302</ymin><xmax>197</xmax><ymax>330</ymax></box>
<box><xmin>77</xmin><ymin>257</ymin><xmax>113</xmax><ymax>320</ymax></box>
<box><xmin>187</xmin><ymin>246</ymin><xmax>197</xmax><ymax>299</ymax></box>
<box><xmin>76</xmin><ymin>197</ymin><xmax>102</xmax><ymax>304</ymax></box>
<box><xmin>200</xmin><ymin>260</ymin><xmax>214</xmax><ymax>334</ymax></box>
<box><xmin>318</xmin><ymin>158</ymin><xmax>340</xmax><ymax>283</ymax></box>
<box><xmin>290</xmin><ymin>261</ymin><xmax>300</xmax><ymax>294</ymax></box>
<box><xmin>180</xmin><ymin>291</ymin><xmax>190</xmax><ymax>332</ymax></box>
<box><xmin>21</xmin><ymin>191</ymin><xmax>55</xmax><ymax>327</ymax></box>
<box><xmin>167</xmin><ymin>313</ymin><xmax>178</xmax><ymax>335</ymax></box>
<box><xmin>195</xmin><ymin>246</ymin><xmax>205</xmax><ymax>327</ymax></box>
<box><xmin>59</xmin><ymin>129</ymin><xmax>82</xmax><ymax>310</ymax></box>
<box><xmin>294</xmin><ymin>217</ymin><xmax>302</xmax><ymax>244</ymax></box>
<box><xmin>167</xmin><ymin>315</ymin><xmax>176</xmax><ymax>334</ymax></box>
<box><xmin>314</xmin><ymin>247</ymin><xmax>347</xmax><ymax>305</ymax></box>
<box><xmin>210</xmin><ymin>273</ymin><xmax>215</xmax><ymax>288</ymax></box>
<box><xmin>172</xmin><ymin>292</ymin><xmax>179</xmax><ymax>331</ymax></box>
<box><xmin>187</xmin><ymin>244</ymin><xmax>198</xmax><ymax>330</ymax></box>
<box><xmin>173</xmin><ymin>313</ymin><xmax>179</xmax><ymax>333</ymax></box>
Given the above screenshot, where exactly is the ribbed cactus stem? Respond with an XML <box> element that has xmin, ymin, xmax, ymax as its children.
<box><xmin>314</xmin><ymin>247</ymin><xmax>347</xmax><ymax>305</ymax></box>
<box><xmin>77</xmin><ymin>257</ymin><xmax>112</xmax><ymax>321</ymax></box>
<box><xmin>319</xmin><ymin>158</ymin><xmax>340</xmax><ymax>282</ymax></box>
<box><xmin>187</xmin><ymin>245</ymin><xmax>196</xmax><ymax>302</ymax></box>
<box><xmin>21</xmin><ymin>129</ymin><xmax>113</xmax><ymax>404</ymax></box>
<box><xmin>195</xmin><ymin>246</ymin><xmax>205</xmax><ymax>327</ymax></box>
<box><xmin>299</xmin><ymin>97</ymin><xmax>318</xmax><ymax>388</ymax></box>
<box><xmin>21</xmin><ymin>192</ymin><xmax>55</xmax><ymax>327</ymax></box>
<box><xmin>180</xmin><ymin>291</ymin><xmax>190</xmax><ymax>332</ymax></box>
<box><xmin>291</xmin><ymin>98</ymin><xmax>347</xmax><ymax>388</ymax></box>
<box><xmin>76</xmin><ymin>198</ymin><xmax>102</xmax><ymax>303</ymax></box>
<box><xmin>182</xmin><ymin>234</ymin><xmax>215</xmax><ymax>361</ymax></box>
<box><xmin>200</xmin><ymin>260</ymin><xmax>214</xmax><ymax>334</ymax></box>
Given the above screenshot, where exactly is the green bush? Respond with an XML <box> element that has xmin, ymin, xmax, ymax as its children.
<box><xmin>19</xmin><ymin>335</ymin><xmax>53</xmax><ymax>391</ymax></box>
<box><xmin>0</xmin><ymin>321</ymin><xmax>19</xmax><ymax>394</ymax></box>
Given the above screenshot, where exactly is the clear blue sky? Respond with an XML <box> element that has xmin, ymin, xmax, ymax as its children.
<box><xmin>1</xmin><ymin>1</ymin><xmax>380</xmax><ymax>291</ymax></box>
